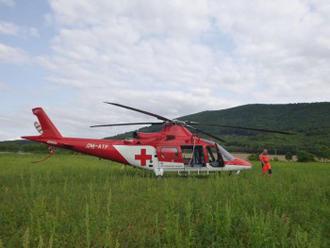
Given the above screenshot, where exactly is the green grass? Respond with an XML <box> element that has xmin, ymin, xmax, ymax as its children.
<box><xmin>0</xmin><ymin>154</ymin><xmax>329</xmax><ymax>247</ymax></box>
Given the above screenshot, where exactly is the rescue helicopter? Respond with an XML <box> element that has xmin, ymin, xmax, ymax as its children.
<box><xmin>22</xmin><ymin>102</ymin><xmax>292</xmax><ymax>176</ymax></box>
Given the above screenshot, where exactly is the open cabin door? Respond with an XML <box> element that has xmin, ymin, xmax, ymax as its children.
<box><xmin>181</xmin><ymin>145</ymin><xmax>206</xmax><ymax>167</ymax></box>
<box><xmin>206</xmin><ymin>145</ymin><xmax>225</xmax><ymax>167</ymax></box>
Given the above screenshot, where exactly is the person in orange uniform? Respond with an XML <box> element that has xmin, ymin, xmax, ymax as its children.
<box><xmin>259</xmin><ymin>149</ymin><xmax>272</xmax><ymax>176</ymax></box>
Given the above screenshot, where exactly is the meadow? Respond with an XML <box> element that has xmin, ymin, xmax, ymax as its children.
<box><xmin>0</xmin><ymin>154</ymin><xmax>329</xmax><ymax>247</ymax></box>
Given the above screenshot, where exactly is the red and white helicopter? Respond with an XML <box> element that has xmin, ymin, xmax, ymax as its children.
<box><xmin>23</xmin><ymin>102</ymin><xmax>291</xmax><ymax>176</ymax></box>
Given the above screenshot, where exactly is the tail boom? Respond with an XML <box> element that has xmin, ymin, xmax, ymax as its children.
<box><xmin>22</xmin><ymin>107</ymin><xmax>129</xmax><ymax>164</ymax></box>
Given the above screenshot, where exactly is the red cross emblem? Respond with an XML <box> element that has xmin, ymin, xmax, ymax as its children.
<box><xmin>135</xmin><ymin>148</ymin><xmax>152</xmax><ymax>166</ymax></box>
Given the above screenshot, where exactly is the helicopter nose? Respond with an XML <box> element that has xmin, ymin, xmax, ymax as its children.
<box><xmin>227</xmin><ymin>158</ymin><xmax>252</xmax><ymax>167</ymax></box>
<box><xmin>239</xmin><ymin>158</ymin><xmax>252</xmax><ymax>167</ymax></box>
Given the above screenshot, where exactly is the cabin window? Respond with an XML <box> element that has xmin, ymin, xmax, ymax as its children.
<box><xmin>181</xmin><ymin>145</ymin><xmax>205</xmax><ymax>167</ymax></box>
<box><xmin>160</xmin><ymin>147</ymin><xmax>178</xmax><ymax>161</ymax></box>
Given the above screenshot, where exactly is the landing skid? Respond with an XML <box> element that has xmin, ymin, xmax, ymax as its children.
<box><xmin>169</xmin><ymin>168</ymin><xmax>243</xmax><ymax>177</ymax></box>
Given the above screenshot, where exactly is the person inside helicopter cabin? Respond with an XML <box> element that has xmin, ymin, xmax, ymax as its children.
<box><xmin>259</xmin><ymin>149</ymin><xmax>272</xmax><ymax>176</ymax></box>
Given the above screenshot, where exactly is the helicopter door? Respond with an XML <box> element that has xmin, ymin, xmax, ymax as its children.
<box><xmin>206</xmin><ymin>145</ymin><xmax>225</xmax><ymax>167</ymax></box>
<box><xmin>181</xmin><ymin>145</ymin><xmax>205</xmax><ymax>167</ymax></box>
<box><xmin>157</xmin><ymin>146</ymin><xmax>184</xmax><ymax>169</ymax></box>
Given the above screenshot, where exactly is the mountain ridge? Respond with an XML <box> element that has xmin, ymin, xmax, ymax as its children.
<box><xmin>1</xmin><ymin>102</ymin><xmax>329</xmax><ymax>157</ymax></box>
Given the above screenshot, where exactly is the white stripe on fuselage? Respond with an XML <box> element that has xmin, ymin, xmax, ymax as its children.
<box><xmin>113</xmin><ymin>145</ymin><xmax>251</xmax><ymax>173</ymax></box>
<box><xmin>113</xmin><ymin>145</ymin><xmax>157</xmax><ymax>168</ymax></box>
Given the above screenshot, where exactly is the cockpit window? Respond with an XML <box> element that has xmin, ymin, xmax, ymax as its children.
<box><xmin>206</xmin><ymin>146</ymin><xmax>218</xmax><ymax>162</ymax></box>
<box><xmin>217</xmin><ymin>145</ymin><xmax>235</xmax><ymax>161</ymax></box>
<box><xmin>206</xmin><ymin>145</ymin><xmax>224</xmax><ymax>167</ymax></box>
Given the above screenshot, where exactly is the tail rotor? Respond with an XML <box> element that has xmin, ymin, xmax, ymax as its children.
<box><xmin>34</xmin><ymin>121</ymin><xmax>43</xmax><ymax>135</ymax></box>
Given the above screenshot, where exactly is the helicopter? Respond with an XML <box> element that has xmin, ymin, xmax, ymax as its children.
<box><xmin>22</xmin><ymin>102</ymin><xmax>292</xmax><ymax>176</ymax></box>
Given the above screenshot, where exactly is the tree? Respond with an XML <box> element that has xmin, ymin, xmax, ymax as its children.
<box><xmin>247</xmin><ymin>154</ymin><xmax>259</xmax><ymax>161</ymax></box>
<box><xmin>285</xmin><ymin>152</ymin><xmax>293</xmax><ymax>161</ymax></box>
<box><xmin>297</xmin><ymin>151</ymin><xmax>315</xmax><ymax>162</ymax></box>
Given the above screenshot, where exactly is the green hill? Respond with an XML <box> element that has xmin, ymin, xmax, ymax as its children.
<box><xmin>112</xmin><ymin>102</ymin><xmax>330</xmax><ymax>158</ymax></box>
<box><xmin>1</xmin><ymin>102</ymin><xmax>330</xmax><ymax>158</ymax></box>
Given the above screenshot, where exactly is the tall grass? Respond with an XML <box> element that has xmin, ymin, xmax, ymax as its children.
<box><xmin>0</xmin><ymin>154</ymin><xmax>329</xmax><ymax>247</ymax></box>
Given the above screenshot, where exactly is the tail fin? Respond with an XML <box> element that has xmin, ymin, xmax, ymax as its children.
<box><xmin>32</xmin><ymin>107</ymin><xmax>62</xmax><ymax>138</ymax></box>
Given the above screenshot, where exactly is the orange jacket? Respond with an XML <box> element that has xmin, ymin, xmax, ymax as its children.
<box><xmin>259</xmin><ymin>154</ymin><xmax>271</xmax><ymax>168</ymax></box>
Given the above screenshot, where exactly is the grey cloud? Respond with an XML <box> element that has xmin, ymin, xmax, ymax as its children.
<box><xmin>1</xmin><ymin>0</ymin><xmax>330</xmax><ymax>140</ymax></box>
<box><xmin>0</xmin><ymin>42</ymin><xmax>29</xmax><ymax>64</ymax></box>
<box><xmin>0</xmin><ymin>21</ymin><xmax>40</xmax><ymax>38</ymax></box>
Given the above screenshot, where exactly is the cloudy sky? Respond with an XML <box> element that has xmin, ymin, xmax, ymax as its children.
<box><xmin>0</xmin><ymin>0</ymin><xmax>329</xmax><ymax>140</ymax></box>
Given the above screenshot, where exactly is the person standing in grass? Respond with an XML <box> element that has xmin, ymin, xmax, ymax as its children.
<box><xmin>259</xmin><ymin>149</ymin><xmax>272</xmax><ymax>176</ymax></box>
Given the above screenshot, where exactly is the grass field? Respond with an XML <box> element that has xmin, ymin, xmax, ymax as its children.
<box><xmin>0</xmin><ymin>154</ymin><xmax>329</xmax><ymax>247</ymax></box>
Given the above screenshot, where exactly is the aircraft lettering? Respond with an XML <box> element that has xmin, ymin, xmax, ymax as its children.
<box><xmin>86</xmin><ymin>143</ymin><xmax>109</xmax><ymax>150</ymax></box>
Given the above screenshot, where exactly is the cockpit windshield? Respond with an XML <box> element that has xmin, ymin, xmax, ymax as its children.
<box><xmin>217</xmin><ymin>144</ymin><xmax>235</xmax><ymax>161</ymax></box>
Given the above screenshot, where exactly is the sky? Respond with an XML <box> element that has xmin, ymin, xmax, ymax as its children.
<box><xmin>0</xmin><ymin>0</ymin><xmax>329</xmax><ymax>141</ymax></box>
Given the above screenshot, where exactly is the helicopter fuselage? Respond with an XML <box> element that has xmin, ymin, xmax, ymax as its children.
<box><xmin>23</xmin><ymin>108</ymin><xmax>251</xmax><ymax>176</ymax></box>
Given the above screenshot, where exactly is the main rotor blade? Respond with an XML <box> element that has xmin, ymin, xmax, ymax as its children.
<box><xmin>104</xmin><ymin>102</ymin><xmax>172</xmax><ymax>122</ymax></box>
<box><xmin>188</xmin><ymin>122</ymin><xmax>294</xmax><ymax>135</ymax></box>
<box><xmin>186</xmin><ymin>124</ymin><xmax>227</xmax><ymax>143</ymax></box>
<box><xmin>90</xmin><ymin>122</ymin><xmax>164</xmax><ymax>128</ymax></box>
